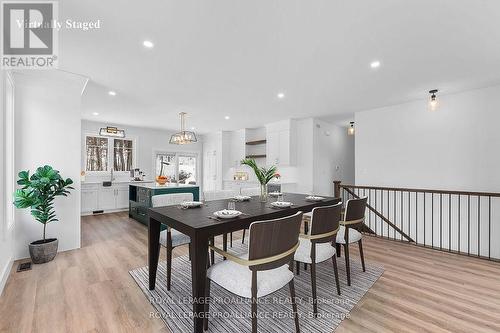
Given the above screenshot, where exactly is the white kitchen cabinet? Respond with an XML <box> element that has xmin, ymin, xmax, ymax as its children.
<box><xmin>266</xmin><ymin>119</ymin><xmax>297</xmax><ymax>166</ymax></box>
<box><xmin>98</xmin><ymin>188</ymin><xmax>116</xmax><ymax>211</ymax></box>
<box><xmin>115</xmin><ymin>186</ymin><xmax>130</xmax><ymax>209</ymax></box>
<box><xmin>81</xmin><ymin>186</ymin><xmax>98</xmax><ymax>213</ymax></box>
<box><xmin>81</xmin><ymin>183</ymin><xmax>133</xmax><ymax>215</ymax></box>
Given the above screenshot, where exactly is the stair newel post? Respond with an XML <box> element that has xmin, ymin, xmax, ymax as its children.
<box><xmin>334</xmin><ymin>180</ymin><xmax>342</xmax><ymax>198</ymax></box>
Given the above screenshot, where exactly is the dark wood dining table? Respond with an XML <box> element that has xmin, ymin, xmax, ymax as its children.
<box><xmin>147</xmin><ymin>192</ymin><xmax>340</xmax><ymax>333</ymax></box>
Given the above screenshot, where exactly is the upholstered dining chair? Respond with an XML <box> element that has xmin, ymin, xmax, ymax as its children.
<box><xmin>294</xmin><ymin>203</ymin><xmax>342</xmax><ymax>316</ymax></box>
<box><xmin>203</xmin><ymin>189</ymin><xmax>239</xmax><ymax>249</ymax></box>
<box><xmin>204</xmin><ymin>212</ymin><xmax>303</xmax><ymax>333</ymax></box>
<box><xmin>336</xmin><ymin>196</ymin><xmax>368</xmax><ymax>286</ymax></box>
<box><xmin>152</xmin><ymin>193</ymin><xmax>193</xmax><ymax>291</ymax></box>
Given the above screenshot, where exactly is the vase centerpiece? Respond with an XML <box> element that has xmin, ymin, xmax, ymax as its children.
<box><xmin>13</xmin><ymin>165</ymin><xmax>74</xmax><ymax>264</ymax></box>
<box><xmin>241</xmin><ymin>158</ymin><xmax>278</xmax><ymax>203</ymax></box>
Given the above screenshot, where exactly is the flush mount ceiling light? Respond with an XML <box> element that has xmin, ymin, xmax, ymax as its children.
<box><xmin>170</xmin><ymin>112</ymin><xmax>198</xmax><ymax>144</ymax></box>
<box><xmin>99</xmin><ymin>126</ymin><xmax>125</xmax><ymax>138</ymax></box>
<box><xmin>108</xmin><ymin>91</ymin><xmax>116</xmax><ymax>96</ymax></box>
<box><xmin>370</xmin><ymin>60</ymin><xmax>381</xmax><ymax>69</ymax></box>
<box><xmin>92</xmin><ymin>112</ymin><xmax>99</xmax><ymax>116</ymax></box>
<box><xmin>224</xmin><ymin>116</ymin><xmax>230</xmax><ymax>120</ymax></box>
<box><xmin>429</xmin><ymin>89</ymin><xmax>439</xmax><ymax>111</ymax></box>
<box><xmin>143</xmin><ymin>40</ymin><xmax>154</xmax><ymax>48</ymax></box>
<box><xmin>347</xmin><ymin>121</ymin><xmax>355</xmax><ymax>136</ymax></box>
<box><xmin>277</xmin><ymin>92</ymin><xmax>285</xmax><ymax>99</ymax></box>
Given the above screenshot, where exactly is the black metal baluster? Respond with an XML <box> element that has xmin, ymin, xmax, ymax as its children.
<box><xmin>369</xmin><ymin>189</ymin><xmax>372</xmax><ymax>230</ymax></box>
<box><xmin>375</xmin><ymin>189</ymin><xmax>378</xmax><ymax>235</ymax></box>
<box><xmin>387</xmin><ymin>190</ymin><xmax>390</xmax><ymax>239</ymax></box>
<box><xmin>401</xmin><ymin>191</ymin><xmax>403</xmax><ymax>241</ymax></box>
<box><xmin>416</xmin><ymin>191</ymin><xmax>418</xmax><ymax>244</ymax></box>
<box><xmin>424</xmin><ymin>193</ymin><xmax>426</xmax><ymax>246</ymax></box>
<box><xmin>393</xmin><ymin>190</ymin><xmax>396</xmax><ymax>240</ymax></box>
<box><xmin>458</xmin><ymin>195</ymin><xmax>461</xmax><ymax>254</ymax></box>
<box><xmin>408</xmin><ymin>191</ymin><xmax>411</xmax><ymax>240</ymax></box>
<box><xmin>381</xmin><ymin>189</ymin><xmax>384</xmax><ymax>237</ymax></box>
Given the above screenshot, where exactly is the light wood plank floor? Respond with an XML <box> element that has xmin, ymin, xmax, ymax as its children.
<box><xmin>1</xmin><ymin>212</ymin><xmax>499</xmax><ymax>333</ymax></box>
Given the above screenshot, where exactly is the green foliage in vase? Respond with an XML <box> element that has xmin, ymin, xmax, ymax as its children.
<box><xmin>13</xmin><ymin>165</ymin><xmax>74</xmax><ymax>241</ymax></box>
<box><xmin>240</xmin><ymin>158</ymin><xmax>277</xmax><ymax>185</ymax></box>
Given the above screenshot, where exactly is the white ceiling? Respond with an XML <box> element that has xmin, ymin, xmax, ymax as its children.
<box><xmin>60</xmin><ymin>0</ymin><xmax>500</xmax><ymax>133</ymax></box>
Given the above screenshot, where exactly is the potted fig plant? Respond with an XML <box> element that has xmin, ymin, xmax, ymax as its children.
<box><xmin>13</xmin><ymin>165</ymin><xmax>74</xmax><ymax>264</ymax></box>
<box><xmin>241</xmin><ymin>158</ymin><xmax>277</xmax><ymax>202</ymax></box>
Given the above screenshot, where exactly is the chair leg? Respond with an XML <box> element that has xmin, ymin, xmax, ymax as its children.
<box><xmin>222</xmin><ymin>234</ymin><xmax>227</xmax><ymax>260</ymax></box>
<box><xmin>344</xmin><ymin>243</ymin><xmax>351</xmax><ymax>286</ymax></box>
<box><xmin>358</xmin><ymin>239</ymin><xmax>366</xmax><ymax>272</ymax></box>
<box><xmin>166</xmin><ymin>243</ymin><xmax>173</xmax><ymax>291</ymax></box>
<box><xmin>209</xmin><ymin>237</ymin><xmax>215</xmax><ymax>266</ymax></box>
<box><xmin>230</xmin><ymin>232</ymin><xmax>233</xmax><ymax>247</ymax></box>
<box><xmin>336</xmin><ymin>243</ymin><xmax>341</xmax><ymax>257</ymax></box>
<box><xmin>204</xmin><ymin>278</ymin><xmax>211</xmax><ymax>331</ymax></box>
<box><xmin>332</xmin><ymin>255</ymin><xmax>341</xmax><ymax>295</ymax></box>
<box><xmin>251</xmin><ymin>272</ymin><xmax>258</xmax><ymax>333</ymax></box>
<box><xmin>310</xmin><ymin>261</ymin><xmax>318</xmax><ymax>316</ymax></box>
<box><xmin>289</xmin><ymin>279</ymin><xmax>300</xmax><ymax>333</ymax></box>
<box><xmin>296</xmin><ymin>260</ymin><xmax>300</xmax><ymax>275</ymax></box>
<box><xmin>242</xmin><ymin>229</ymin><xmax>246</xmax><ymax>244</ymax></box>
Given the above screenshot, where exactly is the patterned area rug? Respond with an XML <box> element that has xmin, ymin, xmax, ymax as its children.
<box><xmin>130</xmin><ymin>242</ymin><xmax>384</xmax><ymax>332</ymax></box>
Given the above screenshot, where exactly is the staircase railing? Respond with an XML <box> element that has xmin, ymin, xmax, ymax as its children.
<box><xmin>334</xmin><ymin>181</ymin><xmax>500</xmax><ymax>261</ymax></box>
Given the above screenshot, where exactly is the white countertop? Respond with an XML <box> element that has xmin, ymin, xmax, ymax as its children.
<box><xmin>129</xmin><ymin>183</ymin><xmax>199</xmax><ymax>189</ymax></box>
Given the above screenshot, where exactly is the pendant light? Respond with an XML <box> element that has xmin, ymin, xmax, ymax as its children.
<box><xmin>347</xmin><ymin>121</ymin><xmax>355</xmax><ymax>136</ymax></box>
<box><xmin>169</xmin><ymin>112</ymin><xmax>197</xmax><ymax>144</ymax></box>
<box><xmin>429</xmin><ymin>89</ymin><xmax>439</xmax><ymax>111</ymax></box>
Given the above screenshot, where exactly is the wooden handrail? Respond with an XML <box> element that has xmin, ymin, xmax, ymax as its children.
<box><xmin>339</xmin><ymin>184</ymin><xmax>500</xmax><ymax>198</ymax></box>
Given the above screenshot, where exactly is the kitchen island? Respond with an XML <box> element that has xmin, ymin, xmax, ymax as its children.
<box><xmin>129</xmin><ymin>183</ymin><xmax>200</xmax><ymax>226</ymax></box>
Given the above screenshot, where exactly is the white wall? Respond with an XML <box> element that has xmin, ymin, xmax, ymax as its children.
<box><xmin>356</xmin><ymin>85</ymin><xmax>500</xmax><ymax>191</ymax></box>
<box><xmin>81</xmin><ymin>120</ymin><xmax>203</xmax><ymax>184</ymax></box>
<box><xmin>0</xmin><ymin>71</ymin><xmax>14</xmax><ymax>295</ymax></box>
<box><xmin>13</xmin><ymin>71</ymin><xmax>85</xmax><ymax>259</ymax></box>
<box><xmin>202</xmin><ymin>132</ymin><xmax>223</xmax><ymax>191</ymax></box>
<box><xmin>355</xmin><ymin>84</ymin><xmax>500</xmax><ymax>259</ymax></box>
<box><xmin>313</xmin><ymin>119</ymin><xmax>355</xmax><ymax>196</ymax></box>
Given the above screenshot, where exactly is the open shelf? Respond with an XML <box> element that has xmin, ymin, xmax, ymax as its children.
<box><xmin>245</xmin><ymin>154</ymin><xmax>266</xmax><ymax>159</ymax></box>
<box><xmin>245</xmin><ymin>139</ymin><xmax>267</xmax><ymax>146</ymax></box>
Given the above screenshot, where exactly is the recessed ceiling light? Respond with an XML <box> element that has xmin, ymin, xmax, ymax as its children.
<box><xmin>277</xmin><ymin>92</ymin><xmax>285</xmax><ymax>99</ymax></box>
<box><xmin>191</xmin><ymin>127</ymin><xmax>196</xmax><ymax>130</ymax></box>
<box><xmin>108</xmin><ymin>91</ymin><xmax>116</xmax><ymax>96</ymax></box>
<box><xmin>92</xmin><ymin>112</ymin><xmax>99</xmax><ymax>116</ymax></box>
<box><xmin>224</xmin><ymin>116</ymin><xmax>230</xmax><ymax>120</ymax></box>
<box><xmin>143</xmin><ymin>40</ymin><xmax>154</xmax><ymax>48</ymax></box>
<box><xmin>370</xmin><ymin>60</ymin><xmax>381</xmax><ymax>69</ymax></box>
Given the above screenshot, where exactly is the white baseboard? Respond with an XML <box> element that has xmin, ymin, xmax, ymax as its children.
<box><xmin>0</xmin><ymin>257</ymin><xmax>13</xmax><ymax>297</ymax></box>
<box><xmin>81</xmin><ymin>208</ymin><xmax>128</xmax><ymax>216</ymax></box>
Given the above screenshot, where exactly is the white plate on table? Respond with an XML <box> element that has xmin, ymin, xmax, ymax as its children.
<box><xmin>271</xmin><ymin>201</ymin><xmax>293</xmax><ymax>208</ymax></box>
<box><xmin>213</xmin><ymin>209</ymin><xmax>242</xmax><ymax>219</ymax></box>
<box><xmin>305</xmin><ymin>195</ymin><xmax>325</xmax><ymax>202</ymax></box>
<box><xmin>181</xmin><ymin>201</ymin><xmax>203</xmax><ymax>208</ymax></box>
<box><xmin>233</xmin><ymin>195</ymin><xmax>251</xmax><ymax>201</ymax></box>
<box><xmin>269</xmin><ymin>192</ymin><xmax>282</xmax><ymax>197</ymax></box>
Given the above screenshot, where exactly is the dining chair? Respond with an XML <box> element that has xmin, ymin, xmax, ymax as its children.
<box><xmin>204</xmin><ymin>212</ymin><xmax>303</xmax><ymax>333</ymax></box>
<box><xmin>152</xmin><ymin>193</ymin><xmax>193</xmax><ymax>291</ymax></box>
<box><xmin>336</xmin><ymin>196</ymin><xmax>368</xmax><ymax>286</ymax></box>
<box><xmin>294</xmin><ymin>203</ymin><xmax>342</xmax><ymax>316</ymax></box>
<box><xmin>203</xmin><ymin>189</ymin><xmax>239</xmax><ymax>248</ymax></box>
<box><xmin>239</xmin><ymin>187</ymin><xmax>260</xmax><ymax>244</ymax></box>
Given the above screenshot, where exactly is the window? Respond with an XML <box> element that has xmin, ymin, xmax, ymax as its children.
<box><xmin>85</xmin><ymin>135</ymin><xmax>135</xmax><ymax>172</ymax></box>
<box><xmin>86</xmin><ymin>136</ymin><xmax>109</xmax><ymax>171</ymax></box>
<box><xmin>113</xmin><ymin>139</ymin><xmax>133</xmax><ymax>171</ymax></box>
<box><xmin>154</xmin><ymin>152</ymin><xmax>198</xmax><ymax>185</ymax></box>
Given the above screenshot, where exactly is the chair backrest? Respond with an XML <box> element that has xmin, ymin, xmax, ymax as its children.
<box><xmin>248</xmin><ymin>211</ymin><xmax>303</xmax><ymax>271</ymax></box>
<box><xmin>344</xmin><ymin>196</ymin><xmax>368</xmax><ymax>225</ymax></box>
<box><xmin>203</xmin><ymin>189</ymin><xmax>237</xmax><ymax>201</ymax></box>
<box><xmin>241</xmin><ymin>187</ymin><xmax>260</xmax><ymax>196</ymax></box>
<box><xmin>310</xmin><ymin>203</ymin><xmax>342</xmax><ymax>243</ymax></box>
<box><xmin>151</xmin><ymin>193</ymin><xmax>194</xmax><ymax>207</ymax></box>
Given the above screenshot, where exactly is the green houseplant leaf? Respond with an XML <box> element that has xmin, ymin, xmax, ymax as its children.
<box><xmin>13</xmin><ymin>165</ymin><xmax>73</xmax><ymax>241</ymax></box>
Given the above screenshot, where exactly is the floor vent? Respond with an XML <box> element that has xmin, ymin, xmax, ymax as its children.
<box><xmin>17</xmin><ymin>262</ymin><xmax>32</xmax><ymax>272</ymax></box>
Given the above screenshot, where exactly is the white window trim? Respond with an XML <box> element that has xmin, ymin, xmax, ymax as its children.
<box><xmin>152</xmin><ymin>150</ymin><xmax>199</xmax><ymax>184</ymax></box>
<box><xmin>84</xmin><ymin>132</ymin><xmax>138</xmax><ymax>175</ymax></box>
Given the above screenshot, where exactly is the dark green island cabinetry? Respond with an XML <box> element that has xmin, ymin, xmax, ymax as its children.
<box><xmin>129</xmin><ymin>183</ymin><xmax>200</xmax><ymax>226</ymax></box>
